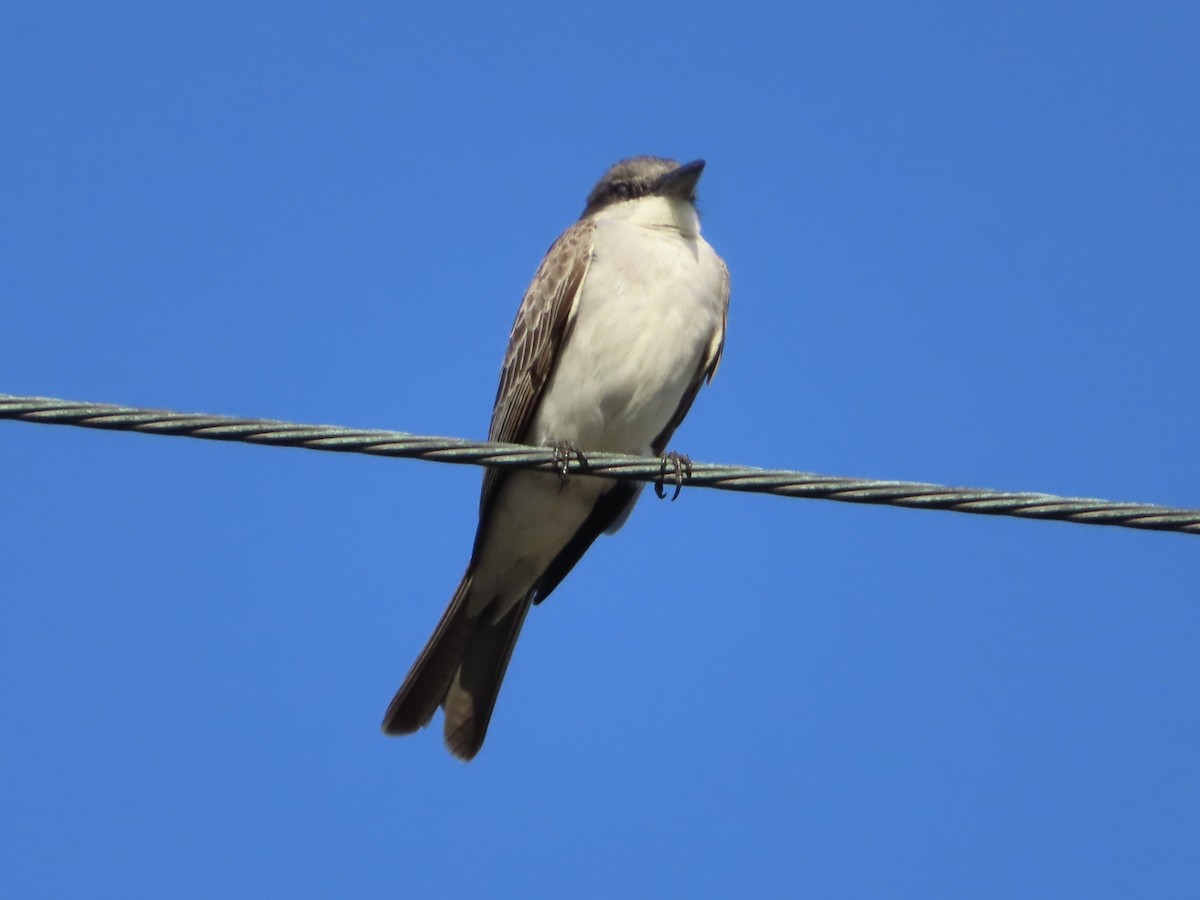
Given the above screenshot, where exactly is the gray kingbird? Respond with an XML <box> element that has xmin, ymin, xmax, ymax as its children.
<box><xmin>381</xmin><ymin>156</ymin><xmax>730</xmax><ymax>759</ymax></box>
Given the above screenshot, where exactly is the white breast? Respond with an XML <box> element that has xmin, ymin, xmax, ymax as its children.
<box><xmin>529</xmin><ymin>196</ymin><xmax>726</xmax><ymax>454</ymax></box>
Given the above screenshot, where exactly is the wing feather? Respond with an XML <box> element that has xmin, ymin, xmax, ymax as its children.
<box><xmin>476</xmin><ymin>219</ymin><xmax>594</xmax><ymax>525</ymax></box>
<box><xmin>651</xmin><ymin>255</ymin><xmax>730</xmax><ymax>454</ymax></box>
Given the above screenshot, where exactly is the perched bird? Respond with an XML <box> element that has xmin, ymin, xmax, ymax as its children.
<box><xmin>382</xmin><ymin>156</ymin><xmax>730</xmax><ymax>759</ymax></box>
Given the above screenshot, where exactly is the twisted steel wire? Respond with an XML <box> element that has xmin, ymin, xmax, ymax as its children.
<box><xmin>3</xmin><ymin>393</ymin><xmax>1197</xmax><ymax>536</ymax></box>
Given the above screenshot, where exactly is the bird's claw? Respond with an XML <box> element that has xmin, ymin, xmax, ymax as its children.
<box><xmin>656</xmin><ymin>451</ymin><xmax>693</xmax><ymax>501</ymax></box>
<box><xmin>552</xmin><ymin>440</ymin><xmax>588</xmax><ymax>488</ymax></box>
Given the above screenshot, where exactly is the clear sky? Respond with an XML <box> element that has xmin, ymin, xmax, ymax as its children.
<box><xmin>3</xmin><ymin>2</ymin><xmax>1198</xmax><ymax>897</ymax></box>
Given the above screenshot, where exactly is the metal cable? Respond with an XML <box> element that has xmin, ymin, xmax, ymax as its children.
<box><xmin>3</xmin><ymin>392</ymin><xmax>1197</xmax><ymax>536</ymax></box>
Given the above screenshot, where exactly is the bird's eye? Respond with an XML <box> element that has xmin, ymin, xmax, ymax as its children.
<box><xmin>612</xmin><ymin>182</ymin><xmax>632</xmax><ymax>199</ymax></box>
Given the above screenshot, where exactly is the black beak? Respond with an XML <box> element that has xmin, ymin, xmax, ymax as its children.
<box><xmin>653</xmin><ymin>159</ymin><xmax>705</xmax><ymax>199</ymax></box>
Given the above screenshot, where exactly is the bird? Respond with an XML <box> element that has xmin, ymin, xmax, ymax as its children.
<box><xmin>381</xmin><ymin>156</ymin><xmax>730</xmax><ymax>760</ymax></box>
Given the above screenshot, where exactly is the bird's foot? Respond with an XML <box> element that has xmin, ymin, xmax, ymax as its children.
<box><xmin>655</xmin><ymin>451</ymin><xmax>693</xmax><ymax>501</ymax></box>
<box><xmin>551</xmin><ymin>440</ymin><xmax>588</xmax><ymax>488</ymax></box>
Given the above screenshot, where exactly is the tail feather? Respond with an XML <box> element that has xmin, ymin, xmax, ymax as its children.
<box><xmin>381</xmin><ymin>572</ymin><xmax>533</xmax><ymax>761</ymax></box>
<box><xmin>381</xmin><ymin>573</ymin><xmax>475</xmax><ymax>735</ymax></box>
<box><xmin>443</xmin><ymin>596</ymin><xmax>532</xmax><ymax>760</ymax></box>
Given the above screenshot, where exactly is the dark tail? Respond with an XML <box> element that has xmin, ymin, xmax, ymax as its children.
<box><xmin>381</xmin><ymin>572</ymin><xmax>533</xmax><ymax>761</ymax></box>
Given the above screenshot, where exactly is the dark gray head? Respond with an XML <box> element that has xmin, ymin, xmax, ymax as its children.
<box><xmin>582</xmin><ymin>156</ymin><xmax>706</xmax><ymax>217</ymax></box>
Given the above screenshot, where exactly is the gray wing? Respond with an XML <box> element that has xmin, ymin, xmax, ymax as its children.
<box><xmin>477</xmin><ymin>219</ymin><xmax>594</xmax><ymax>523</ymax></box>
<box><xmin>651</xmin><ymin>255</ymin><xmax>730</xmax><ymax>454</ymax></box>
<box><xmin>384</xmin><ymin>220</ymin><xmax>597</xmax><ymax>758</ymax></box>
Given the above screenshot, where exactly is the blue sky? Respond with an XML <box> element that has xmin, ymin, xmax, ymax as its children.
<box><xmin>3</xmin><ymin>2</ymin><xmax>1198</xmax><ymax>896</ymax></box>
